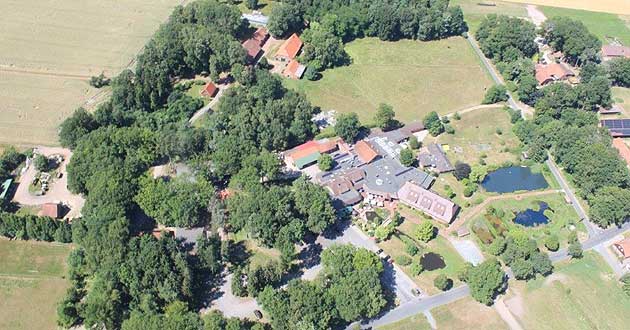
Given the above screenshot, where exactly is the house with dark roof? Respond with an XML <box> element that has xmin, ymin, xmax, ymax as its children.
<box><xmin>602</xmin><ymin>45</ymin><xmax>630</xmax><ymax>61</ymax></box>
<box><xmin>274</xmin><ymin>33</ymin><xmax>303</xmax><ymax>62</ymax></box>
<box><xmin>601</xmin><ymin>119</ymin><xmax>630</xmax><ymax>137</ymax></box>
<box><xmin>369</xmin><ymin>122</ymin><xmax>425</xmax><ymax>144</ymax></box>
<box><xmin>200</xmin><ymin>82</ymin><xmax>218</xmax><ymax>97</ymax></box>
<box><xmin>397</xmin><ymin>181</ymin><xmax>458</xmax><ymax>224</ymax></box>
<box><xmin>418</xmin><ymin>144</ymin><xmax>454</xmax><ymax>173</ymax></box>
<box><xmin>535</xmin><ymin>63</ymin><xmax>575</xmax><ymax>86</ymax></box>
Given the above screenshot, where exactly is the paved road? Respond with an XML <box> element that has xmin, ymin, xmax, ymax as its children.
<box><xmin>550</xmin><ymin>222</ymin><xmax>630</xmax><ymax>262</ymax></box>
<box><xmin>349</xmin><ymin>285</ymin><xmax>471</xmax><ymax>329</ymax></box>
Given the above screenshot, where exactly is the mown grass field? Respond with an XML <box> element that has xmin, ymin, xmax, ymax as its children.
<box><xmin>0</xmin><ymin>0</ymin><xmax>183</xmax><ymax>146</ymax></box>
<box><xmin>378</xmin><ymin>296</ymin><xmax>507</xmax><ymax>330</ymax></box>
<box><xmin>612</xmin><ymin>87</ymin><xmax>630</xmax><ymax>117</ymax></box>
<box><xmin>540</xmin><ymin>6</ymin><xmax>630</xmax><ymax>46</ymax></box>
<box><xmin>503</xmin><ymin>0</ymin><xmax>630</xmax><ymax>15</ymax></box>
<box><xmin>426</xmin><ymin>106</ymin><xmax>522</xmax><ymax>166</ymax></box>
<box><xmin>451</xmin><ymin>0</ymin><xmax>529</xmax><ymax>32</ymax></box>
<box><xmin>236</xmin><ymin>0</ymin><xmax>277</xmax><ymax>15</ymax></box>
<box><xmin>0</xmin><ymin>239</ymin><xmax>72</xmax><ymax>330</ymax></box>
<box><xmin>283</xmin><ymin>37</ymin><xmax>493</xmax><ymax>125</ymax></box>
<box><xmin>507</xmin><ymin>252</ymin><xmax>630</xmax><ymax>330</ymax></box>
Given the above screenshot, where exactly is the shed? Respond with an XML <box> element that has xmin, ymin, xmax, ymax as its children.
<box><xmin>39</xmin><ymin>203</ymin><xmax>61</xmax><ymax>219</ymax></box>
<box><xmin>200</xmin><ymin>82</ymin><xmax>218</xmax><ymax>97</ymax></box>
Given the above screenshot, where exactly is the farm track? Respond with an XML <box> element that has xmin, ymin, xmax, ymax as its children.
<box><xmin>0</xmin><ymin>66</ymin><xmax>92</xmax><ymax>79</ymax></box>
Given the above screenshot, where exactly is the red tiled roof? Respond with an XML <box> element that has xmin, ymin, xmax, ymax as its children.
<box><xmin>39</xmin><ymin>203</ymin><xmax>60</xmax><ymax>218</ymax></box>
<box><xmin>276</xmin><ymin>33</ymin><xmax>303</xmax><ymax>60</ymax></box>
<box><xmin>535</xmin><ymin>63</ymin><xmax>574</xmax><ymax>85</ymax></box>
<box><xmin>283</xmin><ymin>60</ymin><xmax>306</xmax><ymax>79</ymax></box>
<box><xmin>200</xmin><ymin>82</ymin><xmax>218</xmax><ymax>97</ymax></box>
<box><xmin>613</xmin><ymin>238</ymin><xmax>630</xmax><ymax>259</ymax></box>
<box><xmin>613</xmin><ymin>138</ymin><xmax>630</xmax><ymax>166</ymax></box>
<box><xmin>253</xmin><ymin>27</ymin><xmax>269</xmax><ymax>45</ymax></box>
<box><xmin>355</xmin><ymin>141</ymin><xmax>379</xmax><ymax>164</ymax></box>
<box><xmin>242</xmin><ymin>39</ymin><xmax>262</xmax><ymax>59</ymax></box>
<box><xmin>602</xmin><ymin>45</ymin><xmax>630</xmax><ymax>58</ymax></box>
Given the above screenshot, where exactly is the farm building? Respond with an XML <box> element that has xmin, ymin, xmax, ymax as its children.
<box><xmin>535</xmin><ymin>63</ymin><xmax>575</xmax><ymax>86</ymax></box>
<box><xmin>242</xmin><ymin>39</ymin><xmax>262</xmax><ymax>63</ymax></box>
<box><xmin>283</xmin><ymin>60</ymin><xmax>306</xmax><ymax>79</ymax></box>
<box><xmin>39</xmin><ymin>203</ymin><xmax>61</xmax><ymax>219</ymax></box>
<box><xmin>274</xmin><ymin>33</ymin><xmax>303</xmax><ymax>62</ymax></box>
<box><xmin>368</xmin><ymin>122</ymin><xmax>425</xmax><ymax>144</ymax></box>
<box><xmin>601</xmin><ymin>45</ymin><xmax>630</xmax><ymax>61</ymax></box>
<box><xmin>354</xmin><ymin>140</ymin><xmax>379</xmax><ymax>164</ymax></box>
<box><xmin>601</xmin><ymin>119</ymin><xmax>630</xmax><ymax>137</ymax></box>
<box><xmin>397</xmin><ymin>181</ymin><xmax>458</xmax><ymax>224</ymax></box>
<box><xmin>284</xmin><ymin>138</ymin><xmax>345</xmax><ymax>169</ymax></box>
<box><xmin>612</xmin><ymin>138</ymin><xmax>630</xmax><ymax>167</ymax></box>
<box><xmin>418</xmin><ymin>143</ymin><xmax>454</xmax><ymax>173</ymax></box>
<box><xmin>200</xmin><ymin>82</ymin><xmax>218</xmax><ymax>98</ymax></box>
<box><xmin>599</xmin><ymin>104</ymin><xmax>624</xmax><ymax>115</ymax></box>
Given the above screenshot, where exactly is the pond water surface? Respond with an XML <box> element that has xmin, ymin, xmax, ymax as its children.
<box><xmin>481</xmin><ymin>166</ymin><xmax>548</xmax><ymax>193</ymax></box>
<box><xmin>514</xmin><ymin>201</ymin><xmax>551</xmax><ymax>227</ymax></box>
<box><xmin>421</xmin><ymin>252</ymin><xmax>446</xmax><ymax>271</ymax></box>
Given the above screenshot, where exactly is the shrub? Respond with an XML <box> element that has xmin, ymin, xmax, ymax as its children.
<box><xmin>453</xmin><ymin>112</ymin><xmax>461</xmax><ymax>120</ymax></box>
<box><xmin>318</xmin><ymin>153</ymin><xmax>334</xmax><ymax>171</ymax></box>
<box><xmin>34</xmin><ymin>154</ymin><xmax>48</xmax><ymax>172</ymax></box>
<box><xmin>544</xmin><ymin>235</ymin><xmax>559</xmax><ymax>251</ymax></box>
<box><xmin>445</xmin><ymin>124</ymin><xmax>455</xmax><ymax>134</ymax></box>
<box><xmin>482</xmin><ymin>85</ymin><xmax>508</xmax><ymax>104</ymax></box>
<box><xmin>409</xmin><ymin>135</ymin><xmax>421</xmax><ymax>150</ymax></box>
<box><xmin>621</xmin><ymin>274</ymin><xmax>630</xmax><ymax>296</ymax></box>
<box><xmin>395</xmin><ymin>255</ymin><xmax>412</xmax><ymax>266</ymax></box>
<box><xmin>414</xmin><ymin>221</ymin><xmax>436</xmax><ymax>243</ymax></box>
<box><xmin>434</xmin><ymin>274</ymin><xmax>452</xmax><ymax>291</ymax></box>
<box><xmin>399</xmin><ymin>148</ymin><xmax>415</xmax><ymax>167</ymax></box>
<box><xmin>405</xmin><ymin>242</ymin><xmax>419</xmax><ymax>256</ymax></box>
<box><xmin>453</xmin><ymin>162</ymin><xmax>471</xmax><ymax>181</ymax></box>
<box><xmin>410</xmin><ymin>259</ymin><xmax>424</xmax><ymax>276</ymax></box>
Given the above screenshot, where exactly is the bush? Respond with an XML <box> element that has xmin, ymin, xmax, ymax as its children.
<box><xmin>410</xmin><ymin>259</ymin><xmax>424</xmax><ymax>276</ymax></box>
<box><xmin>414</xmin><ymin>221</ymin><xmax>436</xmax><ymax>243</ymax></box>
<box><xmin>409</xmin><ymin>135</ymin><xmax>421</xmax><ymax>150</ymax></box>
<box><xmin>34</xmin><ymin>154</ymin><xmax>48</xmax><ymax>172</ymax></box>
<box><xmin>463</xmin><ymin>185</ymin><xmax>476</xmax><ymax>197</ymax></box>
<box><xmin>568</xmin><ymin>231</ymin><xmax>583</xmax><ymax>259</ymax></box>
<box><xmin>445</xmin><ymin>124</ymin><xmax>455</xmax><ymax>135</ymax></box>
<box><xmin>405</xmin><ymin>242</ymin><xmax>419</xmax><ymax>256</ymax></box>
<box><xmin>621</xmin><ymin>274</ymin><xmax>630</xmax><ymax>296</ymax></box>
<box><xmin>482</xmin><ymin>85</ymin><xmax>508</xmax><ymax>104</ymax></box>
<box><xmin>318</xmin><ymin>153</ymin><xmax>334</xmax><ymax>171</ymax></box>
<box><xmin>399</xmin><ymin>148</ymin><xmax>415</xmax><ymax>167</ymax></box>
<box><xmin>395</xmin><ymin>255</ymin><xmax>412</xmax><ymax>266</ymax></box>
<box><xmin>434</xmin><ymin>274</ymin><xmax>452</xmax><ymax>291</ymax></box>
<box><xmin>89</xmin><ymin>73</ymin><xmax>110</xmax><ymax>88</ymax></box>
<box><xmin>246</xmin><ymin>0</ymin><xmax>259</xmax><ymax>10</ymax></box>
<box><xmin>453</xmin><ymin>162</ymin><xmax>471</xmax><ymax>181</ymax></box>
<box><xmin>304</xmin><ymin>66</ymin><xmax>319</xmax><ymax>81</ymax></box>
<box><xmin>453</xmin><ymin>112</ymin><xmax>461</xmax><ymax>120</ymax></box>
<box><xmin>544</xmin><ymin>235</ymin><xmax>559</xmax><ymax>252</ymax></box>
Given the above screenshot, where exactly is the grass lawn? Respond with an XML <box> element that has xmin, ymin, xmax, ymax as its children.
<box><xmin>611</xmin><ymin>87</ymin><xmax>630</xmax><ymax>117</ymax></box>
<box><xmin>540</xmin><ymin>6</ymin><xmax>630</xmax><ymax>46</ymax></box>
<box><xmin>185</xmin><ymin>83</ymin><xmax>211</xmax><ymax>107</ymax></box>
<box><xmin>431</xmin><ymin>296</ymin><xmax>508</xmax><ymax>330</ymax></box>
<box><xmin>378</xmin><ymin>219</ymin><xmax>467</xmax><ymax>295</ymax></box>
<box><xmin>503</xmin><ymin>0</ymin><xmax>630</xmax><ymax>16</ymax></box>
<box><xmin>283</xmin><ymin>37</ymin><xmax>493</xmax><ymax>125</ymax></box>
<box><xmin>451</xmin><ymin>0</ymin><xmax>528</xmax><ymax>32</ymax></box>
<box><xmin>376</xmin><ymin>314</ymin><xmax>432</xmax><ymax>330</ymax></box>
<box><xmin>507</xmin><ymin>252</ymin><xmax>630</xmax><ymax>330</ymax></box>
<box><xmin>0</xmin><ymin>239</ymin><xmax>71</xmax><ymax>330</ymax></box>
<box><xmin>470</xmin><ymin>192</ymin><xmax>582</xmax><ymax>250</ymax></box>
<box><xmin>426</xmin><ymin>106</ymin><xmax>522</xmax><ymax>166</ymax></box>
<box><xmin>230</xmin><ymin>230</ymin><xmax>281</xmax><ymax>268</ymax></box>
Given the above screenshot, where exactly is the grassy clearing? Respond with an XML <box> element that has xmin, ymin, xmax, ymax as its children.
<box><xmin>378</xmin><ymin>219</ymin><xmax>467</xmax><ymax>295</ymax></box>
<box><xmin>431</xmin><ymin>296</ymin><xmax>508</xmax><ymax>330</ymax></box>
<box><xmin>503</xmin><ymin>0</ymin><xmax>630</xmax><ymax>16</ymax></box>
<box><xmin>185</xmin><ymin>83</ymin><xmax>211</xmax><ymax>106</ymax></box>
<box><xmin>0</xmin><ymin>239</ymin><xmax>71</xmax><ymax>330</ymax></box>
<box><xmin>0</xmin><ymin>0</ymin><xmax>181</xmax><ymax>146</ymax></box>
<box><xmin>451</xmin><ymin>0</ymin><xmax>528</xmax><ymax>32</ymax></box>
<box><xmin>508</xmin><ymin>252</ymin><xmax>630</xmax><ymax>330</ymax></box>
<box><xmin>540</xmin><ymin>6</ymin><xmax>630</xmax><ymax>46</ymax></box>
<box><xmin>469</xmin><ymin>192</ymin><xmax>581</xmax><ymax>250</ymax></box>
<box><xmin>376</xmin><ymin>314</ymin><xmax>432</xmax><ymax>330</ymax></box>
<box><xmin>611</xmin><ymin>87</ymin><xmax>630</xmax><ymax>117</ymax></box>
<box><xmin>283</xmin><ymin>37</ymin><xmax>492</xmax><ymax>124</ymax></box>
<box><xmin>426</xmin><ymin>106</ymin><xmax>522</xmax><ymax>166</ymax></box>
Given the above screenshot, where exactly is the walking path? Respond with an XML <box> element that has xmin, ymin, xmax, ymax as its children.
<box><xmin>188</xmin><ymin>85</ymin><xmax>228</xmax><ymax>124</ymax></box>
<box><xmin>494</xmin><ymin>297</ymin><xmax>524</xmax><ymax>330</ymax></box>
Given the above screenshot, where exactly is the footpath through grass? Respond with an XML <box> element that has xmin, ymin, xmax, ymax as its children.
<box><xmin>0</xmin><ymin>239</ymin><xmax>71</xmax><ymax>330</ymax></box>
<box><xmin>508</xmin><ymin>252</ymin><xmax>630</xmax><ymax>330</ymax></box>
<box><xmin>283</xmin><ymin>37</ymin><xmax>492</xmax><ymax>124</ymax></box>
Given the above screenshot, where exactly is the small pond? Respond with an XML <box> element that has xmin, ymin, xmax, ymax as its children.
<box><xmin>514</xmin><ymin>201</ymin><xmax>551</xmax><ymax>227</ymax></box>
<box><xmin>420</xmin><ymin>252</ymin><xmax>446</xmax><ymax>271</ymax></box>
<box><xmin>481</xmin><ymin>166</ymin><xmax>548</xmax><ymax>193</ymax></box>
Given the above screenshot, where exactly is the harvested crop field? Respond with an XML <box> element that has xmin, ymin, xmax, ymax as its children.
<box><xmin>0</xmin><ymin>0</ymin><xmax>185</xmax><ymax>146</ymax></box>
<box><xmin>283</xmin><ymin>37</ymin><xmax>493</xmax><ymax>125</ymax></box>
<box><xmin>503</xmin><ymin>0</ymin><xmax>630</xmax><ymax>15</ymax></box>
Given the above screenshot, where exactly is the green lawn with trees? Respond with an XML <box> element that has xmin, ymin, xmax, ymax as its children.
<box><xmin>509</xmin><ymin>253</ymin><xmax>630</xmax><ymax>330</ymax></box>
<box><xmin>540</xmin><ymin>6</ymin><xmax>630</xmax><ymax>46</ymax></box>
<box><xmin>283</xmin><ymin>37</ymin><xmax>493</xmax><ymax>124</ymax></box>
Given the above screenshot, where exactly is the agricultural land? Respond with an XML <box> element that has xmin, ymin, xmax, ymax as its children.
<box><xmin>0</xmin><ymin>0</ymin><xmax>184</xmax><ymax>146</ymax></box>
<box><xmin>503</xmin><ymin>0</ymin><xmax>630</xmax><ymax>15</ymax></box>
<box><xmin>0</xmin><ymin>239</ymin><xmax>72</xmax><ymax>330</ymax></box>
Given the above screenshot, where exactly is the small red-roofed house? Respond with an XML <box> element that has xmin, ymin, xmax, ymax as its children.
<box><xmin>200</xmin><ymin>82</ymin><xmax>218</xmax><ymax>98</ymax></box>
<box><xmin>283</xmin><ymin>60</ymin><xmax>306</xmax><ymax>79</ymax></box>
<box><xmin>274</xmin><ymin>33</ymin><xmax>303</xmax><ymax>62</ymax></box>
